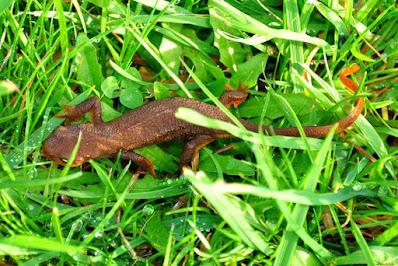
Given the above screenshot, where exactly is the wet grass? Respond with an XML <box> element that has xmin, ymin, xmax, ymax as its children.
<box><xmin>0</xmin><ymin>0</ymin><xmax>397</xmax><ymax>265</ymax></box>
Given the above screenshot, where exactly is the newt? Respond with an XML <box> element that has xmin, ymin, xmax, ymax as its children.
<box><xmin>43</xmin><ymin>65</ymin><xmax>364</xmax><ymax>176</ymax></box>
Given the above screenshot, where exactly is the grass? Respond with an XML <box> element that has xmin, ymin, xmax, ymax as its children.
<box><xmin>0</xmin><ymin>0</ymin><xmax>398</xmax><ymax>265</ymax></box>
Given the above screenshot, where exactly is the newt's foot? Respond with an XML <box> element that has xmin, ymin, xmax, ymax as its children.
<box><xmin>220</xmin><ymin>83</ymin><xmax>248</xmax><ymax>108</ymax></box>
<box><xmin>56</xmin><ymin>105</ymin><xmax>81</xmax><ymax>123</ymax></box>
<box><xmin>122</xmin><ymin>151</ymin><xmax>156</xmax><ymax>177</ymax></box>
<box><xmin>56</xmin><ymin>97</ymin><xmax>103</xmax><ymax>125</ymax></box>
<box><xmin>136</xmin><ymin>159</ymin><xmax>156</xmax><ymax>177</ymax></box>
<box><xmin>179</xmin><ymin>135</ymin><xmax>215</xmax><ymax>173</ymax></box>
<box><xmin>137</xmin><ymin>164</ymin><xmax>156</xmax><ymax>178</ymax></box>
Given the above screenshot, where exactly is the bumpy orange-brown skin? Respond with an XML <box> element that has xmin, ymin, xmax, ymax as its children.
<box><xmin>42</xmin><ymin>97</ymin><xmax>255</xmax><ymax>166</ymax></box>
<box><xmin>43</xmin><ymin>68</ymin><xmax>363</xmax><ymax>174</ymax></box>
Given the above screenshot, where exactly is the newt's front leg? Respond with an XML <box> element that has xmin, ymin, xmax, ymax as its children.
<box><xmin>122</xmin><ymin>151</ymin><xmax>156</xmax><ymax>177</ymax></box>
<box><xmin>56</xmin><ymin>96</ymin><xmax>103</xmax><ymax>124</ymax></box>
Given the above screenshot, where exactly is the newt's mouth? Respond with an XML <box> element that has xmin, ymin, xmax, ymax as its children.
<box><xmin>44</xmin><ymin>154</ymin><xmax>85</xmax><ymax>167</ymax></box>
<box><xmin>42</xmin><ymin>142</ymin><xmax>84</xmax><ymax>167</ymax></box>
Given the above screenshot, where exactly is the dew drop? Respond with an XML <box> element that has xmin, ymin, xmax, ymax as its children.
<box><xmin>94</xmin><ymin>231</ymin><xmax>103</xmax><ymax>238</ymax></box>
<box><xmin>142</xmin><ymin>204</ymin><xmax>154</xmax><ymax>216</ymax></box>
<box><xmin>378</xmin><ymin>185</ymin><xmax>388</xmax><ymax>196</ymax></box>
<box><xmin>72</xmin><ymin>220</ymin><xmax>83</xmax><ymax>231</ymax></box>
<box><xmin>352</xmin><ymin>182</ymin><xmax>363</xmax><ymax>191</ymax></box>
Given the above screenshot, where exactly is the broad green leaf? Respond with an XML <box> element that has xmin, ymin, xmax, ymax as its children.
<box><xmin>101</xmin><ymin>76</ymin><xmax>119</xmax><ymax>98</ymax></box>
<box><xmin>154</xmin><ymin>81</ymin><xmax>172</xmax><ymax>100</ymax></box>
<box><xmin>75</xmin><ymin>34</ymin><xmax>103</xmax><ymax>89</ymax></box>
<box><xmin>120</xmin><ymin>67</ymin><xmax>143</xmax><ymax>88</ymax></box>
<box><xmin>200</xmin><ymin>153</ymin><xmax>255</xmax><ymax>176</ymax></box>
<box><xmin>183</xmin><ymin>48</ymin><xmax>213</xmax><ymax>83</ymax></box>
<box><xmin>144</xmin><ymin>212</ymin><xmax>170</xmax><ymax>253</ymax></box>
<box><xmin>110</xmin><ymin>61</ymin><xmax>149</xmax><ymax>86</ymax></box>
<box><xmin>136</xmin><ymin>146</ymin><xmax>178</xmax><ymax>173</ymax></box>
<box><xmin>100</xmin><ymin>101</ymin><xmax>121</xmax><ymax>122</ymax></box>
<box><xmin>291</xmin><ymin>247</ymin><xmax>322</xmax><ymax>266</ymax></box>
<box><xmin>120</xmin><ymin>87</ymin><xmax>143</xmax><ymax>109</ymax></box>
<box><xmin>183</xmin><ymin>46</ymin><xmax>224</xmax><ymax>81</ymax></box>
<box><xmin>119</xmin><ymin>67</ymin><xmax>145</xmax><ymax>109</ymax></box>
<box><xmin>230</xmin><ymin>53</ymin><xmax>268</xmax><ymax>87</ymax></box>
<box><xmin>159</xmin><ymin>25</ymin><xmax>183</xmax><ymax>74</ymax></box>
<box><xmin>163</xmin><ymin>214</ymin><xmax>221</xmax><ymax>240</ymax></box>
<box><xmin>209</xmin><ymin>2</ymin><xmax>251</xmax><ymax>71</ymax></box>
<box><xmin>181</xmin><ymin>28</ymin><xmax>219</xmax><ymax>55</ymax></box>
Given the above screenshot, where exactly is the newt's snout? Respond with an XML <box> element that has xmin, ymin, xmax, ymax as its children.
<box><xmin>42</xmin><ymin>126</ymin><xmax>85</xmax><ymax>167</ymax></box>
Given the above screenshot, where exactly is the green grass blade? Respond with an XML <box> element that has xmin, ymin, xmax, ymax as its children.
<box><xmin>185</xmin><ymin>169</ymin><xmax>273</xmax><ymax>255</ymax></box>
<box><xmin>349</xmin><ymin>218</ymin><xmax>377</xmax><ymax>266</ymax></box>
<box><xmin>0</xmin><ymin>172</ymin><xmax>82</xmax><ymax>189</ymax></box>
<box><xmin>206</xmin><ymin>183</ymin><xmax>374</xmax><ymax>205</ymax></box>
<box><xmin>274</xmin><ymin>125</ymin><xmax>336</xmax><ymax>265</ymax></box>
<box><xmin>209</xmin><ymin>0</ymin><xmax>327</xmax><ymax>46</ymax></box>
<box><xmin>0</xmin><ymin>235</ymin><xmax>84</xmax><ymax>254</ymax></box>
<box><xmin>175</xmin><ymin>107</ymin><xmax>328</xmax><ymax>150</ymax></box>
<box><xmin>53</xmin><ymin>0</ymin><xmax>69</xmax><ymax>53</ymax></box>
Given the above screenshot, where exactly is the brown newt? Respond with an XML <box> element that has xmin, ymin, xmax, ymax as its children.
<box><xmin>43</xmin><ymin>66</ymin><xmax>364</xmax><ymax>176</ymax></box>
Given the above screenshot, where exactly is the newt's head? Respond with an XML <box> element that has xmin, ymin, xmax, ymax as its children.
<box><xmin>42</xmin><ymin>125</ymin><xmax>98</xmax><ymax>167</ymax></box>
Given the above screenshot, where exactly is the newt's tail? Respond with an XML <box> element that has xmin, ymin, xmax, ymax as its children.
<box><xmin>245</xmin><ymin>64</ymin><xmax>364</xmax><ymax>138</ymax></box>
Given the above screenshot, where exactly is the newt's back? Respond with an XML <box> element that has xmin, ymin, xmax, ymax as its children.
<box><xmin>108</xmin><ymin>97</ymin><xmax>236</xmax><ymax>150</ymax></box>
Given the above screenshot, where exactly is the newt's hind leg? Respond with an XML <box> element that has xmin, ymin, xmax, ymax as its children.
<box><xmin>180</xmin><ymin>135</ymin><xmax>215</xmax><ymax>172</ymax></box>
<box><xmin>56</xmin><ymin>96</ymin><xmax>103</xmax><ymax>125</ymax></box>
<box><xmin>122</xmin><ymin>151</ymin><xmax>156</xmax><ymax>177</ymax></box>
<box><xmin>220</xmin><ymin>83</ymin><xmax>248</xmax><ymax>108</ymax></box>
